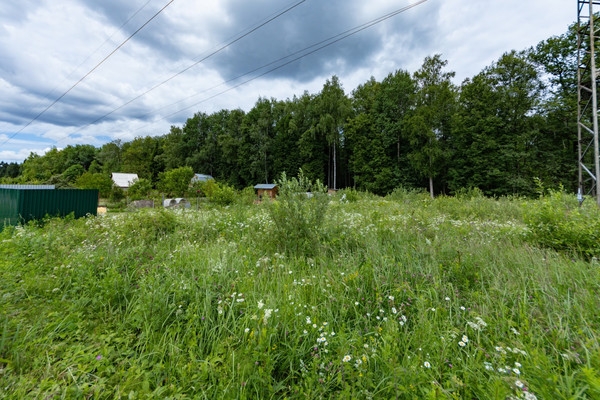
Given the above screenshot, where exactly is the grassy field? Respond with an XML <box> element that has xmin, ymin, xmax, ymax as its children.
<box><xmin>0</xmin><ymin>187</ymin><xmax>599</xmax><ymax>399</ymax></box>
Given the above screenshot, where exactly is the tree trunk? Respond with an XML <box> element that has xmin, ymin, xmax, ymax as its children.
<box><xmin>333</xmin><ymin>142</ymin><xmax>337</xmax><ymax>190</ymax></box>
<box><xmin>429</xmin><ymin>176</ymin><xmax>434</xmax><ymax>199</ymax></box>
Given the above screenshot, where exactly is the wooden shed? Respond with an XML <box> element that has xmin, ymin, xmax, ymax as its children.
<box><xmin>254</xmin><ymin>184</ymin><xmax>278</xmax><ymax>200</ymax></box>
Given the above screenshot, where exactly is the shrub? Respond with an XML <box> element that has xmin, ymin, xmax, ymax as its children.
<box><xmin>268</xmin><ymin>169</ymin><xmax>329</xmax><ymax>255</ymax></box>
<box><xmin>127</xmin><ymin>178</ymin><xmax>153</xmax><ymax>200</ymax></box>
<box><xmin>204</xmin><ymin>180</ymin><xmax>236</xmax><ymax>205</ymax></box>
<box><xmin>75</xmin><ymin>172</ymin><xmax>113</xmax><ymax>197</ymax></box>
<box><xmin>524</xmin><ymin>189</ymin><xmax>600</xmax><ymax>260</ymax></box>
<box><xmin>159</xmin><ymin>166</ymin><xmax>195</xmax><ymax>197</ymax></box>
<box><xmin>385</xmin><ymin>186</ymin><xmax>430</xmax><ymax>203</ymax></box>
<box><xmin>120</xmin><ymin>209</ymin><xmax>179</xmax><ymax>240</ymax></box>
<box><xmin>237</xmin><ymin>186</ymin><xmax>257</xmax><ymax>205</ymax></box>
<box><xmin>109</xmin><ymin>186</ymin><xmax>125</xmax><ymax>203</ymax></box>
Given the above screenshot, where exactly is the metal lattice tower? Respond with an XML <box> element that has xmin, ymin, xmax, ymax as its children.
<box><xmin>577</xmin><ymin>0</ymin><xmax>600</xmax><ymax>206</ymax></box>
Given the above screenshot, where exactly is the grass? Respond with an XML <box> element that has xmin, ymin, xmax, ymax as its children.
<box><xmin>0</xmin><ymin>191</ymin><xmax>599</xmax><ymax>399</ymax></box>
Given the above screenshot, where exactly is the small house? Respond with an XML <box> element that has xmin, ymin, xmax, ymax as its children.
<box><xmin>111</xmin><ymin>173</ymin><xmax>139</xmax><ymax>191</ymax></box>
<box><xmin>254</xmin><ymin>183</ymin><xmax>278</xmax><ymax>200</ymax></box>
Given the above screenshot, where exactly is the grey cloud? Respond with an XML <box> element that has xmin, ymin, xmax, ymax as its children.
<box><xmin>201</xmin><ymin>0</ymin><xmax>439</xmax><ymax>82</ymax></box>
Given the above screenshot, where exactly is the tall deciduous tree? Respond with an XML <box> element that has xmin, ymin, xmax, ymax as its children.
<box><xmin>96</xmin><ymin>140</ymin><xmax>123</xmax><ymax>174</ymax></box>
<box><xmin>405</xmin><ymin>55</ymin><xmax>456</xmax><ymax>198</ymax></box>
<box><xmin>121</xmin><ymin>136</ymin><xmax>164</xmax><ymax>182</ymax></box>
<box><xmin>314</xmin><ymin>76</ymin><xmax>351</xmax><ymax>189</ymax></box>
<box><xmin>449</xmin><ymin>51</ymin><xmax>543</xmax><ymax>196</ymax></box>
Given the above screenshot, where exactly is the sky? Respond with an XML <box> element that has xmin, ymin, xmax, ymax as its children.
<box><xmin>0</xmin><ymin>0</ymin><xmax>576</xmax><ymax>164</ymax></box>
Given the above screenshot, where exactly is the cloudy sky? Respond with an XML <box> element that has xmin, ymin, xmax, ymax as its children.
<box><xmin>0</xmin><ymin>0</ymin><xmax>575</xmax><ymax>163</ymax></box>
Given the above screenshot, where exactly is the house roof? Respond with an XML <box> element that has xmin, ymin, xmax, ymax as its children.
<box><xmin>192</xmin><ymin>173</ymin><xmax>214</xmax><ymax>182</ymax></box>
<box><xmin>111</xmin><ymin>173</ymin><xmax>139</xmax><ymax>188</ymax></box>
<box><xmin>254</xmin><ymin>184</ymin><xmax>277</xmax><ymax>190</ymax></box>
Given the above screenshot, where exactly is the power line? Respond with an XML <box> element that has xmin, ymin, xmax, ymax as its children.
<box><xmin>21</xmin><ymin>0</ymin><xmax>154</xmax><ymax>122</ymax></box>
<box><xmin>53</xmin><ymin>0</ymin><xmax>306</xmax><ymax>146</ymax></box>
<box><xmin>0</xmin><ymin>0</ymin><xmax>176</xmax><ymax>148</ymax></box>
<box><xmin>130</xmin><ymin>0</ymin><xmax>430</xmax><ymax>132</ymax></box>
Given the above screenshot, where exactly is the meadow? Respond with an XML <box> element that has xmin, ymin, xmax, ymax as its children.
<box><xmin>0</xmin><ymin>185</ymin><xmax>599</xmax><ymax>399</ymax></box>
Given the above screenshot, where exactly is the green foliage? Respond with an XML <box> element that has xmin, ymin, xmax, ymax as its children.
<box><xmin>0</xmin><ymin>196</ymin><xmax>599</xmax><ymax>398</ymax></box>
<box><xmin>127</xmin><ymin>178</ymin><xmax>153</xmax><ymax>201</ymax></box>
<box><xmin>75</xmin><ymin>172</ymin><xmax>113</xmax><ymax>197</ymax></box>
<box><xmin>109</xmin><ymin>185</ymin><xmax>125</xmax><ymax>203</ymax></box>
<box><xmin>524</xmin><ymin>188</ymin><xmax>600</xmax><ymax>259</ymax></box>
<box><xmin>385</xmin><ymin>186</ymin><xmax>430</xmax><ymax>202</ymax></box>
<box><xmin>158</xmin><ymin>166</ymin><xmax>195</xmax><ymax>197</ymax></box>
<box><xmin>203</xmin><ymin>180</ymin><xmax>236</xmax><ymax>205</ymax></box>
<box><xmin>61</xmin><ymin>164</ymin><xmax>85</xmax><ymax>184</ymax></box>
<box><xmin>121</xmin><ymin>209</ymin><xmax>178</xmax><ymax>240</ymax></box>
<box><xmin>268</xmin><ymin>170</ymin><xmax>329</xmax><ymax>255</ymax></box>
<box><xmin>237</xmin><ymin>186</ymin><xmax>258</xmax><ymax>205</ymax></box>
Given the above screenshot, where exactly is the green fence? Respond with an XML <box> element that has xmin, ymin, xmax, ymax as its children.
<box><xmin>0</xmin><ymin>188</ymin><xmax>98</xmax><ymax>228</ymax></box>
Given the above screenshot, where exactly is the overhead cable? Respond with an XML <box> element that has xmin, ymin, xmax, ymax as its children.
<box><xmin>0</xmin><ymin>0</ymin><xmax>176</xmax><ymax>147</ymax></box>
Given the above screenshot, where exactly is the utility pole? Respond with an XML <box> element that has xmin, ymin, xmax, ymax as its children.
<box><xmin>577</xmin><ymin>0</ymin><xmax>600</xmax><ymax>206</ymax></box>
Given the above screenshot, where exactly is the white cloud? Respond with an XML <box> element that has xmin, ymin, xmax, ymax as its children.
<box><xmin>0</xmin><ymin>0</ymin><xmax>577</xmax><ymax>163</ymax></box>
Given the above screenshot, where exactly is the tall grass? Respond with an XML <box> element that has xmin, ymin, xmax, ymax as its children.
<box><xmin>0</xmin><ymin>190</ymin><xmax>599</xmax><ymax>398</ymax></box>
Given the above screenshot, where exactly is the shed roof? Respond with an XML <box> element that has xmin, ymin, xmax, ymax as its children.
<box><xmin>254</xmin><ymin>184</ymin><xmax>277</xmax><ymax>190</ymax></box>
<box><xmin>0</xmin><ymin>184</ymin><xmax>55</xmax><ymax>190</ymax></box>
<box><xmin>111</xmin><ymin>173</ymin><xmax>139</xmax><ymax>188</ymax></box>
<box><xmin>192</xmin><ymin>173</ymin><xmax>214</xmax><ymax>182</ymax></box>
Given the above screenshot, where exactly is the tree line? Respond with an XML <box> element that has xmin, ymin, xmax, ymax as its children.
<box><xmin>3</xmin><ymin>23</ymin><xmax>578</xmax><ymax>198</ymax></box>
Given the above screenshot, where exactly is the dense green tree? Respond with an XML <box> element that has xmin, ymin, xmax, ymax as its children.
<box><xmin>239</xmin><ymin>98</ymin><xmax>277</xmax><ymax>185</ymax></box>
<box><xmin>269</xmin><ymin>99</ymin><xmax>303</xmax><ymax>179</ymax></box>
<box><xmin>128</xmin><ymin>178</ymin><xmax>154</xmax><ymax>200</ymax></box>
<box><xmin>21</xmin><ymin>148</ymin><xmax>62</xmax><ymax>182</ymax></box>
<box><xmin>61</xmin><ymin>164</ymin><xmax>85</xmax><ymax>184</ymax></box>
<box><xmin>159</xmin><ymin>166</ymin><xmax>195</xmax><ymax>197</ymax></box>
<box><xmin>60</xmin><ymin>145</ymin><xmax>97</xmax><ymax>171</ymax></box>
<box><xmin>449</xmin><ymin>51</ymin><xmax>543</xmax><ymax>196</ymax></box>
<box><xmin>0</xmin><ymin>162</ymin><xmax>21</xmax><ymax>178</ymax></box>
<box><xmin>405</xmin><ymin>55</ymin><xmax>456</xmax><ymax>198</ymax></box>
<box><xmin>216</xmin><ymin>109</ymin><xmax>245</xmax><ymax>186</ymax></box>
<box><xmin>314</xmin><ymin>76</ymin><xmax>352</xmax><ymax>189</ymax></box>
<box><xmin>530</xmin><ymin>25</ymin><xmax>578</xmax><ymax>190</ymax></box>
<box><xmin>121</xmin><ymin>136</ymin><xmax>164</xmax><ymax>182</ymax></box>
<box><xmin>157</xmin><ymin>126</ymin><xmax>186</xmax><ymax>171</ymax></box>
<box><xmin>292</xmin><ymin>92</ymin><xmax>327</xmax><ymax>184</ymax></box>
<box><xmin>96</xmin><ymin>140</ymin><xmax>123</xmax><ymax>174</ymax></box>
<box><xmin>75</xmin><ymin>172</ymin><xmax>113</xmax><ymax>197</ymax></box>
<box><xmin>346</xmin><ymin>71</ymin><xmax>418</xmax><ymax>194</ymax></box>
<box><xmin>346</xmin><ymin>77</ymin><xmax>392</xmax><ymax>194</ymax></box>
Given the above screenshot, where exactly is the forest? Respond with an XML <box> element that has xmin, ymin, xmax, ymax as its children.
<box><xmin>1</xmin><ymin>23</ymin><xmax>579</xmax><ymax>198</ymax></box>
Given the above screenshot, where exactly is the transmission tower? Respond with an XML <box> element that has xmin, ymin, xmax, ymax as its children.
<box><xmin>577</xmin><ymin>0</ymin><xmax>600</xmax><ymax>206</ymax></box>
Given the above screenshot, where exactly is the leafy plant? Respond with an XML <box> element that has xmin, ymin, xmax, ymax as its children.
<box><xmin>524</xmin><ymin>188</ymin><xmax>600</xmax><ymax>259</ymax></box>
<box><xmin>203</xmin><ymin>180</ymin><xmax>236</xmax><ymax>205</ymax></box>
<box><xmin>127</xmin><ymin>178</ymin><xmax>153</xmax><ymax>200</ymax></box>
<box><xmin>268</xmin><ymin>169</ymin><xmax>329</xmax><ymax>255</ymax></box>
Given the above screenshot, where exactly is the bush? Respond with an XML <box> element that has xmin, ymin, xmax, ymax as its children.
<box><xmin>237</xmin><ymin>186</ymin><xmax>257</xmax><ymax>205</ymax></box>
<box><xmin>204</xmin><ymin>180</ymin><xmax>236</xmax><ymax>205</ymax></box>
<box><xmin>121</xmin><ymin>209</ymin><xmax>178</xmax><ymax>240</ymax></box>
<box><xmin>75</xmin><ymin>172</ymin><xmax>113</xmax><ymax>197</ymax></box>
<box><xmin>524</xmin><ymin>189</ymin><xmax>600</xmax><ymax>260</ymax></box>
<box><xmin>385</xmin><ymin>186</ymin><xmax>430</xmax><ymax>203</ymax></box>
<box><xmin>128</xmin><ymin>178</ymin><xmax>153</xmax><ymax>200</ymax></box>
<box><xmin>268</xmin><ymin>169</ymin><xmax>329</xmax><ymax>255</ymax></box>
<box><xmin>109</xmin><ymin>186</ymin><xmax>125</xmax><ymax>203</ymax></box>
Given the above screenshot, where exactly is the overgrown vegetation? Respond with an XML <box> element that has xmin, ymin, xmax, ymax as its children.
<box><xmin>1</xmin><ymin>21</ymin><xmax>581</xmax><ymax>199</ymax></box>
<box><xmin>1</xmin><ymin>190</ymin><xmax>599</xmax><ymax>399</ymax></box>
